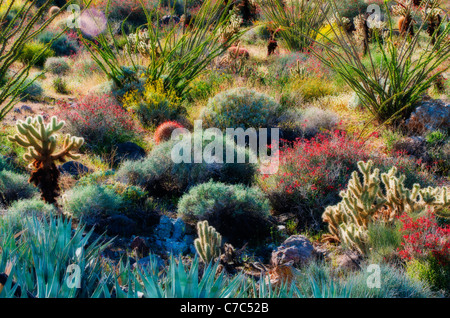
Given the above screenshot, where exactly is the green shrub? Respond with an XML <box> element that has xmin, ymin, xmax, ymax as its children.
<box><xmin>0</xmin><ymin>170</ymin><xmax>36</xmax><ymax>206</ymax></box>
<box><xmin>62</xmin><ymin>184</ymin><xmax>123</xmax><ymax>220</ymax></box>
<box><xmin>116</xmin><ymin>130</ymin><xmax>258</xmax><ymax>196</ymax></box>
<box><xmin>367</xmin><ymin>222</ymin><xmax>403</xmax><ymax>264</ymax></box>
<box><xmin>16</xmin><ymin>77</ymin><xmax>44</xmax><ymax>101</ymax></box>
<box><xmin>18</xmin><ymin>40</ymin><xmax>54</xmax><ymax>67</ymax></box>
<box><xmin>4</xmin><ymin>198</ymin><xmax>57</xmax><ymax>232</ymax></box>
<box><xmin>52</xmin><ymin>77</ymin><xmax>70</xmax><ymax>94</ymax></box>
<box><xmin>44</xmin><ymin>57</ymin><xmax>71</xmax><ymax>75</ymax></box>
<box><xmin>178</xmin><ymin>181</ymin><xmax>272</xmax><ymax>245</ymax></box>
<box><xmin>406</xmin><ymin>258</ymin><xmax>450</xmax><ymax>293</ymax></box>
<box><xmin>201</xmin><ymin>87</ymin><xmax>281</xmax><ymax>130</ymax></box>
<box><xmin>36</xmin><ymin>30</ymin><xmax>80</xmax><ymax>56</ymax></box>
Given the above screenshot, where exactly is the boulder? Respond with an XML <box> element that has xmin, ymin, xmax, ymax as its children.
<box><xmin>335</xmin><ymin>250</ymin><xmax>361</xmax><ymax>271</ymax></box>
<box><xmin>114</xmin><ymin>142</ymin><xmax>146</xmax><ymax>164</ymax></box>
<box><xmin>153</xmin><ymin>215</ymin><xmax>195</xmax><ymax>256</ymax></box>
<box><xmin>406</xmin><ymin>99</ymin><xmax>450</xmax><ymax>133</ymax></box>
<box><xmin>58</xmin><ymin>161</ymin><xmax>92</xmax><ymax>177</ymax></box>
<box><xmin>271</xmin><ymin>235</ymin><xmax>315</xmax><ymax>266</ymax></box>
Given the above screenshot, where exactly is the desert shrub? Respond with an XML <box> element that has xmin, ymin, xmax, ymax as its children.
<box><xmin>258</xmin><ymin>131</ymin><xmax>369</xmax><ymax>228</ymax></box>
<box><xmin>178</xmin><ymin>180</ymin><xmax>272</xmax><ymax>245</ymax></box>
<box><xmin>123</xmin><ymin>79</ymin><xmax>186</xmax><ymax>128</ymax></box>
<box><xmin>36</xmin><ymin>30</ymin><xmax>80</xmax><ymax>56</ymax></box>
<box><xmin>335</xmin><ymin>0</ymin><xmax>370</xmax><ymax>20</ymax></box>
<box><xmin>279</xmin><ymin>106</ymin><xmax>340</xmax><ymax>140</ymax></box>
<box><xmin>270</xmin><ymin>52</ymin><xmax>308</xmax><ymax>81</ymax></box>
<box><xmin>52</xmin><ymin>77</ymin><xmax>70</xmax><ymax>94</ymax></box>
<box><xmin>287</xmin><ymin>77</ymin><xmax>338</xmax><ymax>102</ymax></box>
<box><xmin>0</xmin><ymin>170</ymin><xmax>36</xmax><ymax>206</ymax></box>
<box><xmin>55</xmin><ymin>94</ymin><xmax>143</xmax><ymax>154</ymax></box>
<box><xmin>154</xmin><ymin>121</ymin><xmax>184</xmax><ymax>144</ymax></box>
<box><xmin>296</xmin><ymin>261</ymin><xmax>436</xmax><ymax>298</ymax></box>
<box><xmin>44</xmin><ymin>57</ymin><xmax>71</xmax><ymax>75</ymax></box>
<box><xmin>72</xmin><ymin>57</ymin><xmax>104</xmax><ymax>78</ymax></box>
<box><xmin>4</xmin><ymin>198</ymin><xmax>57</xmax><ymax>232</ymax></box>
<box><xmin>201</xmin><ymin>87</ymin><xmax>282</xmax><ymax>130</ymax></box>
<box><xmin>17</xmin><ymin>77</ymin><xmax>44</xmax><ymax>101</ymax></box>
<box><xmin>18</xmin><ymin>40</ymin><xmax>54</xmax><ymax>67</ymax></box>
<box><xmin>62</xmin><ymin>184</ymin><xmax>123</xmax><ymax>220</ymax></box>
<box><xmin>116</xmin><ymin>130</ymin><xmax>258</xmax><ymax>196</ymax></box>
<box><xmin>399</xmin><ymin>211</ymin><xmax>450</xmax><ymax>292</ymax></box>
<box><xmin>366</xmin><ymin>221</ymin><xmax>403</xmax><ymax>264</ymax></box>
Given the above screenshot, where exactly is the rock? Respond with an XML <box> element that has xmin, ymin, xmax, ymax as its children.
<box><xmin>20</xmin><ymin>105</ymin><xmax>34</xmax><ymax>113</ymax></box>
<box><xmin>153</xmin><ymin>215</ymin><xmax>194</xmax><ymax>256</ymax></box>
<box><xmin>271</xmin><ymin>235</ymin><xmax>315</xmax><ymax>266</ymax></box>
<box><xmin>58</xmin><ymin>161</ymin><xmax>92</xmax><ymax>177</ymax></box>
<box><xmin>114</xmin><ymin>142</ymin><xmax>146</xmax><ymax>164</ymax></box>
<box><xmin>13</xmin><ymin>108</ymin><xmax>21</xmax><ymax>114</ymax></box>
<box><xmin>392</xmin><ymin>136</ymin><xmax>431</xmax><ymax>163</ymax></box>
<box><xmin>406</xmin><ymin>99</ymin><xmax>450</xmax><ymax>133</ymax></box>
<box><xmin>335</xmin><ymin>250</ymin><xmax>361</xmax><ymax>271</ymax></box>
<box><xmin>105</xmin><ymin>215</ymin><xmax>137</xmax><ymax>237</ymax></box>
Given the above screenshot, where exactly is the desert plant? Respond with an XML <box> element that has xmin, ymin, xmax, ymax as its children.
<box><xmin>18</xmin><ymin>40</ymin><xmax>55</xmax><ymax>67</ymax></box>
<box><xmin>62</xmin><ymin>184</ymin><xmax>123</xmax><ymax>221</ymax></box>
<box><xmin>0</xmin><ymin>0</ymin><xmax>74</xmax><ymax>121</ymax></box>
<box><xmin>0</xmin><ymin>170</ymin><xmax>36</xmax><ymax>206</ymax></box>
<box><xmin>258</xmin><ymin>0</ymin><xmax>329</xmax><ymax>52</ymax></box>
<box><xmin>153</xmin><ymin>121</ymin><xmax>184</xmax><ymax>144</ymax></box>
<box><xmin>178</xmin><ymin>181</ymin><xmax>272</xmax><ymax>245</ymax></box>
<box><xmin>36</xmin><ymin>30</ymin><xmax>80</xmax><ymax>56</ymax></box>
<box><xmin>310</xmin><ymin>0</ymin><xmax>450</xmax><ymax>129</ymax></box>
<box><xmin>82</xmin><ymin>0</ymin><xmax>245</xmax><ymax>100</ymax></box>
<box><xmin>52</xmin><ymin>77</ymin><xmax>70</xmax><ymax>94</ymax></box>
<box><xmin>4</xmin><ymin>198</ymin><xmax>57</xmax><ymax>232</ymax></box>
<box><xmin>322</xmin><ymin>160</ymin><xmax>450</xmax><ymax>254</ymax></box>
<box><xmin>55</xmin><ymin>94</ymin><xmax>142</xmax><ymax>154</ymax></box>
<box><xmin>116</xmin><ymin>130</ymin><xmax>258</xmax><ymax>195</ymax></box>
<box><xmin>194</xmin><ymin>220</ymin><xmax>222</xmax><ymax>264</ymax></box>
<box><xmin>201</xmin><ymin>87</ymin><xmax>282</xmax><ymax>130</ymax></box>
<box><xmin>7</xmin><ymin>115</ymin><xmax>84</xmax><ymax>204</ymax></box>
<box><xmin>123</xmin><ymin>79</ymin><xmax>186</xmax><ymax>128</ymax></box>
<box><xmin>44</xmin><ymin>57</ymin><xmax>71</xmax><ymax>75</ymax></box>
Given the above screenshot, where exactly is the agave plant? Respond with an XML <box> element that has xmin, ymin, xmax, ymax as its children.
<box><xmin>0</xmin><ymin>215</ymin><xmax>114</xmax><ymax>298</ymax></box>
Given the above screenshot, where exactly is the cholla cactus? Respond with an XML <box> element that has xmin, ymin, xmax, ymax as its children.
<box><xmin>354</xmin><ymin>14</ymin><xmax>369</xmax><ymax>55</ymax></box>
<box><xmin>8</xmin><ymin>116</ymin><xmax>84</xmax><ymax>204</ymax></box>
<box><xmin>125</xmin><ymin>29</ymin><xmax>160</xmax><ymax>58</ymax></box>
<box><xmin>194</xmin><ymin>221</ymin><xmax>222</xmax><ymax>264</ymax></box>
<box><xmin>322</xmin><ymin>160</ymin><xmax>450</xmax><ymax>254</ymax></box>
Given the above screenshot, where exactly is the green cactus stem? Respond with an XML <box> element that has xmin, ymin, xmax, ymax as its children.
<box><xmin>8</xmin><ymin>116</ymin><xmax>84</xmax><ymax>204</ymax></box>
<box><xmin>194</xmin><ymin>220</ymin><xmax>222</xmax><ymax>264</ymax></box>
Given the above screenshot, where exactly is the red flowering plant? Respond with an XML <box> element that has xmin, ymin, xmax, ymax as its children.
<box><xmin>258</xmin><ymin>130</ymin><xmax>370</xmax><ymax>228</ymax></box>
<box><xmin>398</xmin><ymin>210</ymin><xmax>450</xmax><ymax>267</ymax></box>
<box><xmin>54</xmin><ymin>94</ymin><xmax>144</xmax><ymax>154</ymax></box>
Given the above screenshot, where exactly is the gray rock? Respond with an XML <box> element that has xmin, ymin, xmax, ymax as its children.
<box><xmin>271</xmin><ymin>235</ymin><xmax>315</xmax><ymax>266</ymax></box>
<box><xmin>114</xmin><ymin>142</ymin><xmax>146</xmax><ymax>164</ymax></box>
<box><xmin>58</xmin><ymin>161</ymin><xmax>92</xmax><ymax>177</ymax></box>
<box><xmin>406</xmin><ymin>99</ymin><xmax>450</xmax><ymax>133</ymax></box>
<box><xmin>13</xmin><ymin>108</ymin><xmax>21</xmax><ymax>114</ymax></box>
<box><xmin>153</xmin><ymin>216</ymin><xmax>194</xmax><ymax>256</ymax></box>
<box><xmin>336</xmin><ymin>251</ymin><xmax>361</xmax><ymax>271</ymax></box>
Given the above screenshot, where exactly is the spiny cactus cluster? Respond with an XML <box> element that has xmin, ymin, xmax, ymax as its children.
<box><xmin>323</xmin><ymin>160</ymin><xmax>450</xmax><ymax>254</ymax></box>
<box><xmin>194</xmin><ymin>220</ymin><xmax>222</xmax><ymax>264</ymax></box>
<box><xmin>8</xmin><ymin>116</ymin><xmax>84</xmax><ymax>204</ymax></box>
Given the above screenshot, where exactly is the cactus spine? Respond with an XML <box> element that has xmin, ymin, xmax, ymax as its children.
<box><xmin>323</xmin><ymin>160</ymin><xmax>450</xmax><ymax>254</ymax></box>
<box><xmin>194</xmin><ymin>221</ymin><xmax>222</xmax><ymax>264</ymax></box>
<box><xmin>7</xmin><ymin>116</ymin><xmax>84</xmax><ymax>204</ymax></box>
